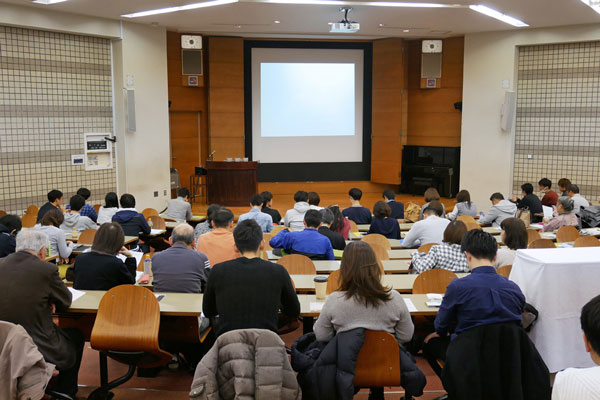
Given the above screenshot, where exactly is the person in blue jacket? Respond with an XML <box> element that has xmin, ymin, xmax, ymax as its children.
<box><xmin>269</xmin><ymin>210</ymin><xmax>334</xmax><ymax>260</ymax></box>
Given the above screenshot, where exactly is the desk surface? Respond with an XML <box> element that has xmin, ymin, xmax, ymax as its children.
<box><xmin>311</xmin><ymin>259</ymin><xmax>411</xmax><ymax>273</ymax></box>
<box><xmin>357</xmin><ymin>223</ymin><xmax>414</xmax><ymax>232</ymax></box>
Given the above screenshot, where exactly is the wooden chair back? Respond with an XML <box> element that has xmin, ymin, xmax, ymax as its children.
<box><xmin>93</xmin><ymin>204</ymin><xmax>101</xmax><ymax>214</ymax></box>
<box><xmin>260</xmin><ymin>251</ymin><xmax>269</xmax><ymax>261</ymax></box>
<box><xmin>353</xmin><ymin>330</ymin><xmax>401</xmax><ymax>388</ymax></box>
<box><xmin>0</xmin><ymin>210</ymin><xmax>6</xmax><ymax>217</ymax></box>
<box><xmin>369</xmin><ymin>243</ymin><xmax>389</xmax><ymax>261</ymax></box>
<box><xmin>574</xmin><ymin>236</ymin><xmax>600</xmax><ymax>248</ymax></box>
<box><xmin>417</xmin><ymin>242</ymin><xmax>438</xmax><ymax>254</ymax></box>
<box><xmin>348</xmin><ymin>219</ymin><xmax>359</xmax><ymax>233</ymax></box>
<box><xmin>457</xmin><ymin>215</ymin><xmax>478</xmax><ymax>225</ymax></box>
<box><xmin>464</xmin><ymin>222</ymin><xmax>482</xmax><ymax>231</ymax></box>
<box><xmin>271</xmin><ymin>225</ymin><xmax>286</xmax><ymax>235</ymax></box>
<box><xmin>412</xmin><ymin>269</ymin><xmax>458</xmax><ymax>294</ymax></box>
<box><xmin>78</xmin><ymin>229</ymin><xmax>97</xmax><ymax>245</ymax></box>
<box><xmin>496</xmin><ymin>265</ymin><xmax>512</xmax><ymax>278</ymax></box>
<box><xmin>26</xmin><ymin>205</ymin><xmax>39</xmax><ymax>216</ymax></box>
<box><xmin>527</xmin><ymin>229</ymin><xmax>541</xmax><ymax>244</ymax></box>
<box><xmin>142</xmin><ymin>208</ymin><xmax>159</xmax><ymax>220</ymax></box>
<box><xmin>262</xmin><ymin>232</ymin><xmax>274</xmax><ymax>250</ymax></box>
<box><xmin>277</xmin><ymin>254</ymin><xmax>316</xmax><ymax>275</ymax></box>
<box><xmin>362</xmin><ymin>233</ymin><xmax>391</xmax><ymax>250</ymax></box>
<box><xmin>90</xmin><ymin>285</ymin><xmax>171</xmax><ymax>368</ymax></box>
<box><xmin>21</xmin><ymin>213</ymin><xmax>37</xmax><ymax>228</ymax></box>
<box><xmin>555</xmin><ymin>225</ymin><xmax>580</xmax><ymax>243</ymax></box>
<box><xmin>148</xmin><ymin>215</ymin><xmax>166</xmax><ymax>230</ymax></box>
<box><xmin>528</xmin><ymin>239</ymin><xmax>555</xmax><ymax>249</ymax></box>
<box><xmin>326</xmin><ymin>269</ymin><xmax>341</xmax><ymax>294</ymax></box>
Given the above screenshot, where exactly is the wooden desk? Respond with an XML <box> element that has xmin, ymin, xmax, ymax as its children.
<box><xmin>310</xmin><ymin>259</ymin><xmax>411</xmax><ymax>274</ymax></box>
<box><xmin>162</xmin><ymin>215</ymin><xmax>206</xmax><ymax>229</ymax></box>
<box><xmin>45</xmin><ymin>255</ymin><xmax>58</xmax><ymax>262</ymax></box>
<box><xmin>356</xmin><ymin>223</ymin><xmax>414</xmax><ymax>232</ymax></box>
<box><xmin>482</xmin><ymin>226</ymin><xmax>502</xmax><ymax>235</ymax></box>
<box><xmin>206</xmin><ymin>161</ymin><xmax>258</xmax><ymax>206</ymax></box>
<box><xmin>267</xmin><ymin>249</ymin><xmax>414</xmax><ymax>261</ymax></box>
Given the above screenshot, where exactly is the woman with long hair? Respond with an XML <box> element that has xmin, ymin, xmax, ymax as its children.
<box><xmin>328</xmin><ymin>205</ymin><xmax>350</xmax><ymax>240</ymax></box>
<box><xmin>447</xmin><ymin>189</ymin><xmax>477</xmax><ymax>220</ymax></box>
<box><xmin>97</xmin><ymin>192</ymin><xmax>119</xmax><ymax>224</ymax></box>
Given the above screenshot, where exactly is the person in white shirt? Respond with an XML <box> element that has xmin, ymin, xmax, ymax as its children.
<box><xmin>307</xmin><ymin>192</ymin><xmax>324</xmax><ymax>211</ymax></box>
<box><xmin>552</xmin><ymin>294</ymin><xmax>600</xmax><ymax>400</ymax></box>
<box><xmin>566</xmin><ymin>184</ymin><xmax>590</xmax><ymax>213</ymax></box>
<box><xmin>284</xmin><ymin>191</ymin><xmax>310</xmax><ymax>231</ymax></box>
<box><xmin>402</xmin><ymin>200</ymin><xmax>450</xmax><ymax>248</ymax></box>
<box><xmin>97</xmin><ymin>192</ymin><xmax>119</xmax><ymax>224</ymax></box>
<box><xmin>166</xmin><ymin>188</ymin><xmax>193</xmax><ymax>222</ymax></box>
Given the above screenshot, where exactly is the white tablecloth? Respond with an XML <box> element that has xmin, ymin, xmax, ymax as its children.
<box><xmin>510</xmin><ymin>248</ymin><xmax>600</xmax><ymax>372</ymax></box>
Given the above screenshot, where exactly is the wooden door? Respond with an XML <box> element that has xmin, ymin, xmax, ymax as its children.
<box><xmin>169</xmin><ymin>112</ymin><xmax>201</xmax><ymax>195</ymax></box>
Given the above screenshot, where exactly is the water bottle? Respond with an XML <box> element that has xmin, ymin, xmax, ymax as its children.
<box><xmin>143</xmin><ymin>254</ymin><xmax>151</xmax><ymax>275</ymax></box>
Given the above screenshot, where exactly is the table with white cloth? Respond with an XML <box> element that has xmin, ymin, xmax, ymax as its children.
<box><xmin>509</xmin><ymin>247</ymin><xmax>600</xmax><ymax>373</ymax></box>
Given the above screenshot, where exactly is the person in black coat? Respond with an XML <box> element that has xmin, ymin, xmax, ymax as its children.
<box><xmin>512</xmin><ymin>183</ymin><xmax>543</xmax><ymax>223</ymax></box>
<box><xmin>73</xmin><ymin>222</ymin><xmax>136</xmax><ymax>290</ymax></box>
<box><xmin>367</xmin><ymin>201</ymin><xmax>401</xmax><ymax>240</ymax></box>
<box><xmin>381</xmin><ymin>189</ymin><xmax>404</xmax><ymax>220</ymax></box>
<box><xmin>317</xmin><ymin>208</ymin><xmax>346</xmax><ymax>251</ymax></box>
<box><xmin>0</xmin><ymin>214</ymin><xmax>21</xmax><ymax>258</ymax></box>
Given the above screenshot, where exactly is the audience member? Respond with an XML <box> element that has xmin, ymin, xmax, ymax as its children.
<box><xmin>552</xmin><ymin>294</ymin><xmax>600</xmax><ymax>400</ymax></box>
<box><xmin>329</xmin><ymin>205</ymin><xmax>351</xmax><ymax>240</ymax></box>
<box><xmin>308</xmin><ymin>191</ymin><xmax>324</xmax><ymax>210</ymax></box>
<box><xmin>0</xmin><ymin>214</ymin><xmax>21</xmax><ymax>258</ymax></box>
<box><xmin>97</xmin><ymin>192</ymin><xmax>119</xmax><ymax>224</ymax></box>
<box><xmin>558</xmin><ymin>178</ymin><xmax>572</xmax><ymax>197</ymax></box>
<box><xmin>447</xmin><ymin>190</ymin><xmax>478</xmax><ymax>220</ymax></box>
<box><xmin>494</xmin><ymin>217</ymin><xmax>528</xmax><ymax>268</ymax></box>
<box><xmin>402</xmin><ymin>201</ymin><xmax>450</xmax><ymax>248</ymax></box>
<box><xmin>382</xmin><ymin>189</ymin><xmax>405</xmax><ymax>219</ymax></box>
<box><xmin>260</xmin><ymin>191</ymin><xmax>282</xmax><ymax>224</ymax></box>
<box><xmin>193</xmin><ymin>204</ymin><xmax>220</xmax><ymax>242</ymax></box>
<box><xmin>270</xmin><ymin>210</ymin><xmax>334</xmax><ymax>260</ymax></box>
<box><xmin>203</xmin><ymin>219</ymin><xmax>300</xmax><ymax>336</ymax></box>
<box><xmin>479</xmin><ymin>192</ymin><xmax>517</xmax><ymax>227</ymax></box>
<box><xmin>152</xmin><ymin>224</ymin><xmax>210</xmax><ymax>293</ymax></box>
<box><xmin>368</xmin><ymin>201</ymin><xmax>401</xmax><ymax>239</ymax></box>
<box><xmin>538</xmin><ymin>178</ymin><xmax>559</xmax><ymax>207</ymax></box>
<box><xmin>238</xmin><ymin>194</ymin><xmax>273</xmax><ymax>233</ymax></box>
<box><xmin>284</xmin><ymin>190</ymin><xmax>310</xmax><ymax>231</ymax></box>
<box><xmin>512</xmin><ymin>183</ymin><xmax>543</xmax><ymax>223</ymax></box>
<box><xmin>74</xmin><ymin>187</ymin><xmax>98</xmax><ymax>223</ymax></box>
<box><xmin>73</xmin><ymin>223</ymin><xmax>136</xmax><ymax>290</ymax></box>
<box><xmin>419</xmin><ymin>188</ymin><xmax>447</xmax><ymax>220</ymax></box>
<box><xmin>167</xmin><ymin>187</ymin><xmax>193</xmax><ymax>222</ymax></box>
<box><xmin>411</xmin><ymin>220</ymin><xmax>469</xmax><ymax>274</ymax></box>
<box><xmin>342</xmin><ymin>188</ymin><xmax>372</xmax><ymax>224</ymax></box>
<box><xmin>196</xmin><ymin>208</ymin><xmax>238</xmax><ymax>266</ymax></box>
<box><xmin>61</xmin><ymin>195</ymin><xmax>98</xmax><ymax>233</ymax></box>
<box><xmin>112</xmin><ymin>193</ymin><xmax>151</xmax><ymax>237</ymax></box>
<box><xmin>0</xmin><ymin>230</ymin><xmax>84</xmax><ymax>396</ymax></box>
<box><xmin>37</xmin><ymin>209</ymin><xmax>73</xmax><ymax>260</ymax></box>
<box><xmin>37</xmin><ymin>189</ymin><xmax>64</xmax><ymax>222</ymax></box>
<box><xmin>566</xmin><ymin>184</ymin><xmax>590</xmax><ymax>213</ymax></box>
<box><xmin>543</xmin><ymin>196</ymin><xmax>579</xmax><ymax>232</ymax></box>
<box><xmin>318</xmin><ymin>208</ymin><xmax>346</xmax><ymax>250</ymax></box>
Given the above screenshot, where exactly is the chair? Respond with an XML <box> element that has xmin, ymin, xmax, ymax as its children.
<box><xmin>326</xmin><ymin>269</ymin><xmax>341</xmax><ymax>294</ymax></box>
<box><xmin>496</xmin><ymin>265</ymin><xmax>512</xmax><ymax>278</ymax></box>
<box><xmin>263</xmin><ymin>232</ymin><xmax>274</xmax><ymax>250</ymax></box>
<box><xmin>277</xmin><ymin>254</ymin><xmax>316</xmax><ymax>275</ymax></box>
<box><xmin>353</xmin><ymin>330</ymin><xmax>402</xmax><ymax>388</ymax></box>
<box><xmin>21</xmin><ymin>213</ymin><xmax>37</xmax><ymax>228</ymax></box>
<box><xmin>271</xmin><ymin>225</ymin><xmax>286</xmax><ymax>235</ymax></box>
<box><xmin>464</xmin><ymin>222</ymin><xmax>482</xmax><ymax>231</ymax></box>
<box><xmin>142</xmin><ymin>208</ymin><xmax>159</xmax><ymax>220</ymax></box>
<box><xmin>362</xmin><ymin>233</ymin><xmax>391</xmax><ymax>250</ymax></box>
<box><xmin>88</xmin><ymin>285</ymin><xmax>172</xmax><ymax>399</ymax></box>
<box><xmin>348</xmin><ymin>219</ymin><xmax>359</xmax><ymax>233</ymax></box>
<box><xmin>189</xmin><ymin>167</ymin><xmax>207</xmax><ymax>204</ymax></box>
<box><xmin>369</xmin><ymin>243</ymin><xmax>390</xmax><ymax>261</ymax></box>
<box><xmin>412</xmin><ymin>269</ymin><xmax>458</xmax><ymax>294</ymax></box>
<box><xmin>93</xmin><ymin>204</ymin><xmax>101</xmax><ymax>214</ymax></box>
<box><xmin>574</xmin><ymin>236</ymin><xmax>600</xmax><ymax>247</ymax></box>
<box><xmin>0</xmin><ymin>210</ymin><xmax>6</xmax><ymax>217</ymax></box>
<box><xmin>148</xmin><ymin>215</ymin><xmax>166</xmax><ymax>230</ymax></box>
<box><xmin>527</xmin><ymin>229</ymin><xmax>541</xmax><ymax>244</ymax></box>
<box><xmin>555</xmin><ymin>225</ymin><xmax>580</xmax><ymax>243</ymax></box>
<box><xmin>528</xmin><ymin>239</ymin><xmax>555</xmax><ymax>249</ymax></box>
<box><xmin>26</xmin><ymin>204</ymin><xmax>39</xmax><ymax>216</ymax></box>
<box><xmin>77</xmin><ymin>229</ymin><xmax>97</xmax><ymax>245</ymax></box>
<box><xmin>417</xmin><ymin>242</ymin><xmax>438</xmax><ymax>254</ymax></box>
<box><xmin>457</xmin><ymin>215</ymin><xmax>477</xmax><ymax>225</ymax></box>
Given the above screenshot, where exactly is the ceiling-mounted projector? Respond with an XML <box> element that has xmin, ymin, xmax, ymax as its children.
<box><xmin>329</xmin><ymin>7</ymin><xmax>360</xmax><ymax>33</ymax></box>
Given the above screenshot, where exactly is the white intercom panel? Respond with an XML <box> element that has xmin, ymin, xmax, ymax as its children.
<box><xmin>84</xmin><ymin>133</ymin><xmax>113</xmax><ymax>171</ymax></box>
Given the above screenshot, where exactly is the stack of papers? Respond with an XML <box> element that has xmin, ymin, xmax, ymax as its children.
<box><xmin>309</xmin><ymin>302</ymin><xmax>325</xmax><ymax>312</ymax></box>
<box><xmin>403</xmin><ymin>298</ymin><xmax>418</xmax><ymax>312</ymax></box>
<box><xmin>68</xmin><ymin>287</ymin><xmax>86</xmax><ymax>302</ymax></box>
<box><xmin>150</xmin><ymin>229</ymin><xmax>165</xmax><ymax>235</ymax></box>
<box><xmin>426</xmin><ymin>293</ymin><xmax>443</xmax><ymax>307</ymax></box>
<box><xmin>117</xmin><ymin>251</ymin><xmax>144</xmax><ymax>266</ymax></box>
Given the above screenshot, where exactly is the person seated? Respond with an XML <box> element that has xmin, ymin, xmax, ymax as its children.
<box><xmin>422</xmin><ymin>229</ymin><xmax>525</xmax><ymax>379</ymax></box>
<box><xmin>368</xmin><ymin>201</ymin><xmax>401</xmax><ymax>240</ymax></box>
<box><xmin>73</xmin><ymin>187</ymin><xmax>98</xmax><ymax>223</ymax></box>
<box><xmin>329</xmin><ymin>205</ymin><xmax>351</xmax><ymax>240</ymax></box>
<box><xmin>36</xmin><ymin>209</ymin><xmax>73</xmax><ymax>260</ymax></box>
<box><xmin>447</xmin><ymin>190</ymin><xmax>478</xmax><ymax>220</ymax></box>
<box><xmin>538</xmin><ymin>178</ymin><xmax>558</xmax><ymax>207</ymax></box>
<box><xmin>552</xmin><ymin>294</ymin><xmax>600</xmax><ymax>400</ymax></box>
<box><xmin>512</xmin><ymin>183</ymin><xmax>543</xmax><ymax>223</ymax></box>
<box><xmin>479</xmin><ymin>192</ymin><xmax>518</xmax><ymax>227</ymax></box>
<box><xmin>152</xmin><ymin>223</ymin><xmax>210</xmax><ymax>293</ymax></box>
<box><xmin>543</xmin><ymin>196</ymin><xmax>579</xmax><ymax>232</ymax></box>
<box><xmin>260</xmin><ymin>191</ymin><xmax>282</xmax><ymax>225</ymax></box>
<box><xmin>97</xmin><ymin>192</ymin><xmax>119</xmax><ymax>224</ymax></box>
<box><xmin>73</xmin><ymin>222</ymin><xmax>136</xmax><ymax>290</ymax></box>
<box><xmin>342</xmin><ymin>188</ymin><xmax>372</xmax><ymax>225</ymax></box>
<box><xmin>318</xmin><ymin>208</ymin><xmax>346</xmax><ymax>251</ymax></box>
<box><xmin>203</xmin><ymin>219</ymin><xmax>300</xmax><ymax>336</ymax></box>
<box><xmin>196</xmin><ymin>208</ymin><xmax>238</xmax><ymax>266</ymax></box>
<box><xmin>167</xmin><ymin>187</ymin><xmax>193</xmax><ymax>222</ymax></box>
<box><xmin>193</xmin><ymin>204</ymin><xmax>220</xmax><ymax>242</ymax></box>
<box><xmin>411</xmin><ymin>220</ymin><xmax>469</xmax><ymax>274</ymax></box>
<box><xmin>308</xmin><ymin>191</ymin><xmax>324</xmax><ymax>210</ymax></box>
<box><xmin>566</xmin><ymin>184</ymin><xmax>590</xmax><ymax>213</ymax></box>
<box><xmin>494</xmin><ymin>217</ymin><xmax>528</xmax><ymax>268</ymax></box>
<box><xmin>37</xmin><ymin>189</ymin><xmax>64</xmax><ymax>223</ymax></box>
<box><xmin>112</xmin><ymin>193</ymin><xmax>151</xmax><ymax>237</ymax></box>
<box><xmin>558</xmin><ymin>178</ymin><xmax>572</xmax><ymax>197</ymax></box>
<box><xmin>270</xmin><ymin>210</ymin><xmax>334</xmax><ymax>260</ymax></box>
<box><xmin>0</xmin><ymin>230</ymin><xmax>84</xmax><ymax>396</ymax></box>
<box><xmin>60</xmin><ymin>195</ymin><xmax>98</xmax><ymax>233</ymax></box>
<box><xmin>0</xmin><ymin>214</ymin><xmax>21</xmax><ymax>258</ymax></box>
<box><xmin>284</xmin><ymin>190</ymin><xmax>310</xmax><ymax>231</ymax></box>
<box><xmin>419</xmin><ymin>188</ymin><xmax>447</xmax><ymax>220</ymax></box>
<box><xmin>402</xmin><ymin>201</ymin><xmax>450</xmax><ymax>248</ymax></box>
<box><xmin>238</xmin><ymin>194</ymin><xmax>273</xmax><ymax>233</ymax></box>
<box><xmin>381</xmin><ymin>189</ymin><xmax>404</xmax><ymax>219</ymax></box>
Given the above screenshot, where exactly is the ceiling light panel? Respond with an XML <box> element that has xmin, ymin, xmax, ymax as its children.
<box><xmin>580</xmin><ymin>0</ymin><xmax>600</xmax><ymax>14</ymax></box>
<box><xmin>469</xmin><ymin>5</ymin><xmax>528</xmax><ymax>27</ymax></box>
<box><xmin>122</xmin><ymin>0</ymin><xmax>238</xmax><ymax>18</ymax></box>
<box><xmin>32</xmin><ymin>0</ymin><xmax>68</xmax><ymax>4</ymax></box>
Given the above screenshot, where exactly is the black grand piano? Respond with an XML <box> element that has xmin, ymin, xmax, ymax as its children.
<box><xmin>400</xmin><ymin>146</ymin><xmax>460</xmax><ymax>198</ymax></box>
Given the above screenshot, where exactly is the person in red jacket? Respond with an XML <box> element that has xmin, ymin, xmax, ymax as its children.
<box><xmin>538</xmin><ymin>178</ymin><xmax>558</xmax><ymax>207</ymax></box>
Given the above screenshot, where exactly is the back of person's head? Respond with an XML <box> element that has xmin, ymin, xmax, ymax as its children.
<box><xmin>178</xmin><ymin>187</ymin><xmax>190</xmax><ymax>198</ymax></box>
<box><xmin>212</xmin><ymin>208</ymin><xmax>234</xmax><ymax>228</ymax></box>
<box><xmin>490</xmin><ymin>192</ymin><xmax>504</xmax><ymax>202</ymax></box>
<box><xmin>171</xmin><ymin>223</ymin><xmax>195</xmax><ymax>246</ymax></box>
<box><xmin>424</xmin><ymin>200</ymin><xmax>443</xmax><ymax>217</ymax></box>
<box><xmin>76</xmin><ymin>187</ymin><xmax>91</xmax><ymax>200</ymax></box>
<box><xmin>304</xmin><ymin>209</ymin><xmax>321</xmax><ymax>228</ymax></box>
<box><xmin>521</xmin><ymin>183</ymin><xmax>534</xmax><ymax>195</ymax></box>
<box><xmin>0</xmin><ymin>215</ymin><xmax>22</xmax><ymax>234</ymax></box>
<box><xmin>40</xmin><ymin>209</ymin><xmax>64</xmax><ymax>228</ymax></box>
<box><xmin>233</xmin><ymin>219</ymin><xmax>263</xmax><ymax>254</ymax></box>
<box><xmin>260</xmin><ymin>191</ymin><xmax>273</xmax><ymax>206</ymax></box>
<box><xmin>69</xmin><ymin>195</ymin><xmax>85</xmax><ymax>212</ymax></box>
<box><xmin>558</xmin><ymin>178</ymin><xmax>571</xmax><ymax>189</ymax></box>
<box><xmin>92</xmin><ymin>222</ymin><xmax>125</xmax><ymax>255</ymax></box>
<box><xmin>119</xmin><ymin>193</ymin><xmax>136</xmax><ymax>208</ymax></box>
<box><xmin>382</xmin><ymin>189</ymin><xmax>395</xmax><ymax>200</ymax></box>
<box><xmin>461</xmin><ymin>230</ymin><xmax>497</xmax><ymax>262</ymax></box>
<box><xmin>105</xmin><ymin>192</ymin><xmax>119</xmax><ymax>208</ymax></box>
<box><xmin>339</xmin><ymin>241</ymin><xmax>391</xmax><ymax>307</ymax></box>
<box><xmin>500</xmin><ymin>217</ymin><xmax>528</xmax><ymax>250</ymax></box>
<box><xmin>294</xmin><ymin>190</ymin><xmax>309</xmax><ymax>203</ymax></box>
<box><xmin>581</xmin><ymin>294</ymin><xmax>600</xmax><ymax>358</ymax></box>
<box><xmin>456</xmin><ymin>190</ymin><xmax>471</xmax><ymax>205</ymax></box>
<box><xmin>443</xmin><ymin>220</ymin><xmax>467</xmax><ymax>245</ymax></box>
<box><xmin>308</xmin><ymin>192</ymin><xmax>321</xmax><ymax>206</ymax></box>
<box><xmin>557</xmin><ymin>196</ymin><xmax>575</xmax><ymax>213</ymax></box>
<box><xmin>373</xmin><ymin>201</ymin><xmax>391</xmax><ymax>219</ymax></box>
<box><xmin>206</xmin><ymin>204</ymin><xmax>221</xmax><ymax>225</ymax></box>
<box><xmin>566</xmin><ymin>184</ymin><xmax>580</xmax><ymax>194</ymax></box>
<box><xmin>16</xmin><ymin>229</ymin><xmax>48</xmax><ymax>253</ymax></box>
<box><xmin>250</xmin><ymin>194</ymin><xmax>264</xmax><ymax>207</ymax></box>
<box><xmin>320</xmin><ymin>208</ymin><xmax>334</xmax><ymax>225</ymax></box>
<box><xmin>47</xmin><ymin>189</ymin><xmax>63</xmax><ymax>203</ymax></box>
<box><xmin>348</xmin><ymin>188</ymin><xmax>363</xmax><ymax>201</ymax></box>
<box><xmin>328</xmin><ymin>205</ymin><xmax>345</xmax><ymax>232</ymax></box>
<box><xmin>538</xmin><ymin>178</ymin><xmax>552</xmax><ymax>189</ymax></box>
<box><xmin>424</xmin><ymin>187</ymin><xmax>440</xmax><ymax>202</ymax></box>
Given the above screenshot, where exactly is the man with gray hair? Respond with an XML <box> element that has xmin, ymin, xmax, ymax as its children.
<box><xmin>543</xmin><ymin>196</ymin><xmax>580</xmax><ymax>232</ymax></box>
<box><xmin>152</xmin><ymin>223</ymin><xmax>210</xmax><ymax>293</ymax></box>
<box><xmin>0</xmin><ymin>230</ymin><xmax>84</xmax><ymax>396</ymax></box>
<box><xmin>318</xmin><ymin>208</ymin><xmax>346</xmax><ymax>250</ymax></box>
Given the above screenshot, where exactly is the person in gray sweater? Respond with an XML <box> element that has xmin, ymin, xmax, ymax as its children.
<box><xmin>403</xmin><ymin>201</ymin><xmax>450</xmax><ymax>248</ymax></box>
<box><xmin>479</xmin><ymin>192</ymin><xmax>517</xmax><ymax>227</ymax></box>
<box><xmin>36</xmin><ymin>209</ymin><xmax>73</xmax><ymax>260</ymax></box>
<box><xmin>447</xmin><ymin>190</ymin><xmax>478</xmax><ymax>220</ymax></box>
<box><xmin>60</xmin><ymin>195</ymin><xmax>98</xmax><ymax>233</ymax></box>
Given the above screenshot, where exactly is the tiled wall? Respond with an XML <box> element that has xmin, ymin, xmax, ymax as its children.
<box><xmin>513</xmin><ymin>41</ymin><xmax>600</xmax><ymax>200</ymax></box>
<box><xmin>0</xmin><ymin>25</ymin><xmax>116</xmax><ymax>215</ymax></box>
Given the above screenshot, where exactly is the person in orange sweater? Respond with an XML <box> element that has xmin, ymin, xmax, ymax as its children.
<box><xmin>196</xmin><ymin>208</ymin><xmax>238</xmax><ymax>266</ymax></box>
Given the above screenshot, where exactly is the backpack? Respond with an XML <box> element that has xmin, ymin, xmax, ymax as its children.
<box><xmin>579</xmin><ymin>205</ymin><xmax>600</xmax><ymax>228</ymax></box>
<box><xmin>405</xmin><ymin>202</ymin><xmax>421</xmax><ymax>223</ymax></box>
<box><xmin>517</xmin><ymin>208</ymin><xmax>531</xmax><ymax>228</ymax></box>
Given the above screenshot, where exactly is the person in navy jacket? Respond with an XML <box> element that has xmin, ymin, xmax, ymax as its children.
<box><xmin>270</xmin><ymin>210</ymin><xmax>334</xmax><ymax>260</ymax></box>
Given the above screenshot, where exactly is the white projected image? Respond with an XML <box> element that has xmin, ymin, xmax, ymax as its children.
<box><xmin>260</xmin><ymin>63</ymin><xmax>355</xmax><ymax>137</ymax></box>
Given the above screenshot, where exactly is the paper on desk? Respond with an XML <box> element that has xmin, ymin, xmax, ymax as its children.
<box><xmin>529</xmin><ymin>223</ymin><xmax>544</xmax><ymax>230</ymax></box>
<box><xmin>403</xmin><ymin>298</ymin><xmax>418</xmax><ymax>313</ymax></box>
<box><xmin>310</xmin><ymin>302</ymin><xmax>325</xmax><ymax>312</ymax></box>
<box><xmin>150</xmin><ymin>229</ymin><xmax>165</xmax><ymax>235</ymax></box>
<box><xmin>426</xmin><ymin>293</ymin><xmax>443</xmax><ymax>301</ymax></box>
<box><xmin>540</xmin><ymin>232</ymin><xmax>556</xmax><ymax>240</ymax></box>
<box><xmin>117</xmin><ymin>251</ymin><xmax>144</xmax><ymax>266</ymax></box>
<box><xmin>135</xmin><ymin>271</ymin><xmax>143</xmax><ymax>283</ymax></box>
<box><xmin>543</xmin><ymin>206</ymin><xmax>554</xmax><ymax>220</ymax></box>
<box><xmin>68</xmin><ymin>287</ymin><xmax>86</xmax><ymax>302</ymax></box>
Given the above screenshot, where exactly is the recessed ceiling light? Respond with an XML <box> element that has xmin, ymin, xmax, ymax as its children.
<box><xmin>581</xmin><ymin>0</ymin><xmax>600</xmax><ymax>14</ymax></box>
<box><xmin>274</xmin><ymin>20</ymin><xmax>281</xmax><ymax>23</ymax></box>
<box><xmin>235</xmin><ymin>24</ymin><xmax>242</xmax><ymax>28</ymax></box>
<box><xmin>369</xmin><ymin>2</ymin><xmax>459</xmax><ymax>7</ymax></box>
<box><xmin>32</xmin><ymin>0</ymin><xmax>67</xmax><ymax>4</ymax></box>
<box><xmin>469</xmin><ymin>5</ymin><xmax>528</xmax><ymax>27</ymax></box>
<box><xmin>378</xmin><ymin>23</ymin><xmax>385</xmax><ymax>27</ymax></box>
<box><xmin>259</xmin><ymin>0</ymin><xmax>461</xmax><ymax>6</ymax></box>
<box><xmin>121</xmin><ymin>0</ymin><xmax>238</xmax><ymax>18</ymax></box>
<box><xmin>403</xmin><ymin>29</ymin><xmax>410</xmax><ymax>32</ymax></box>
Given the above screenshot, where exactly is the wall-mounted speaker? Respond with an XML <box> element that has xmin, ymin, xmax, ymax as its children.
<box><xmin>182</xmin><ymin>49</ymin><xmax>203</xmax><ymax>76</ymax></box>
<box><xmin>125</xmin><ymin>88</ymin><xmax>136</xmax><ymax>132</ymax></box>
<box><xmin>500</xmin><ymin>91</ymin><xmax>517</xmax><ymax>132</ymax></box>
<box><xmin>420</xmin><ymin>40</ymin><xmax>443</xmax><ymax>89</ymax></box>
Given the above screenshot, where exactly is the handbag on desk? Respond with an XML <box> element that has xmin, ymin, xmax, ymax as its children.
<box><xmin>517</xmin><ymin>208</ymin><xmax>531</xmax><ymax>228</ymax></box>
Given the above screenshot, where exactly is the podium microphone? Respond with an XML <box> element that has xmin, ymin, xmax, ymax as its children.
<box><xmin>208</xmin><ymin>150</ymin><xmax>216</xmax><ymax>161</ymax></box>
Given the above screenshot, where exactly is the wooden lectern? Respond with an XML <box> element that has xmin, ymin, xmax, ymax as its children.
<box><xmin>206</xmin><ymin>161</ymin><xmax>259</xmax><ymax>206</ymax></box>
